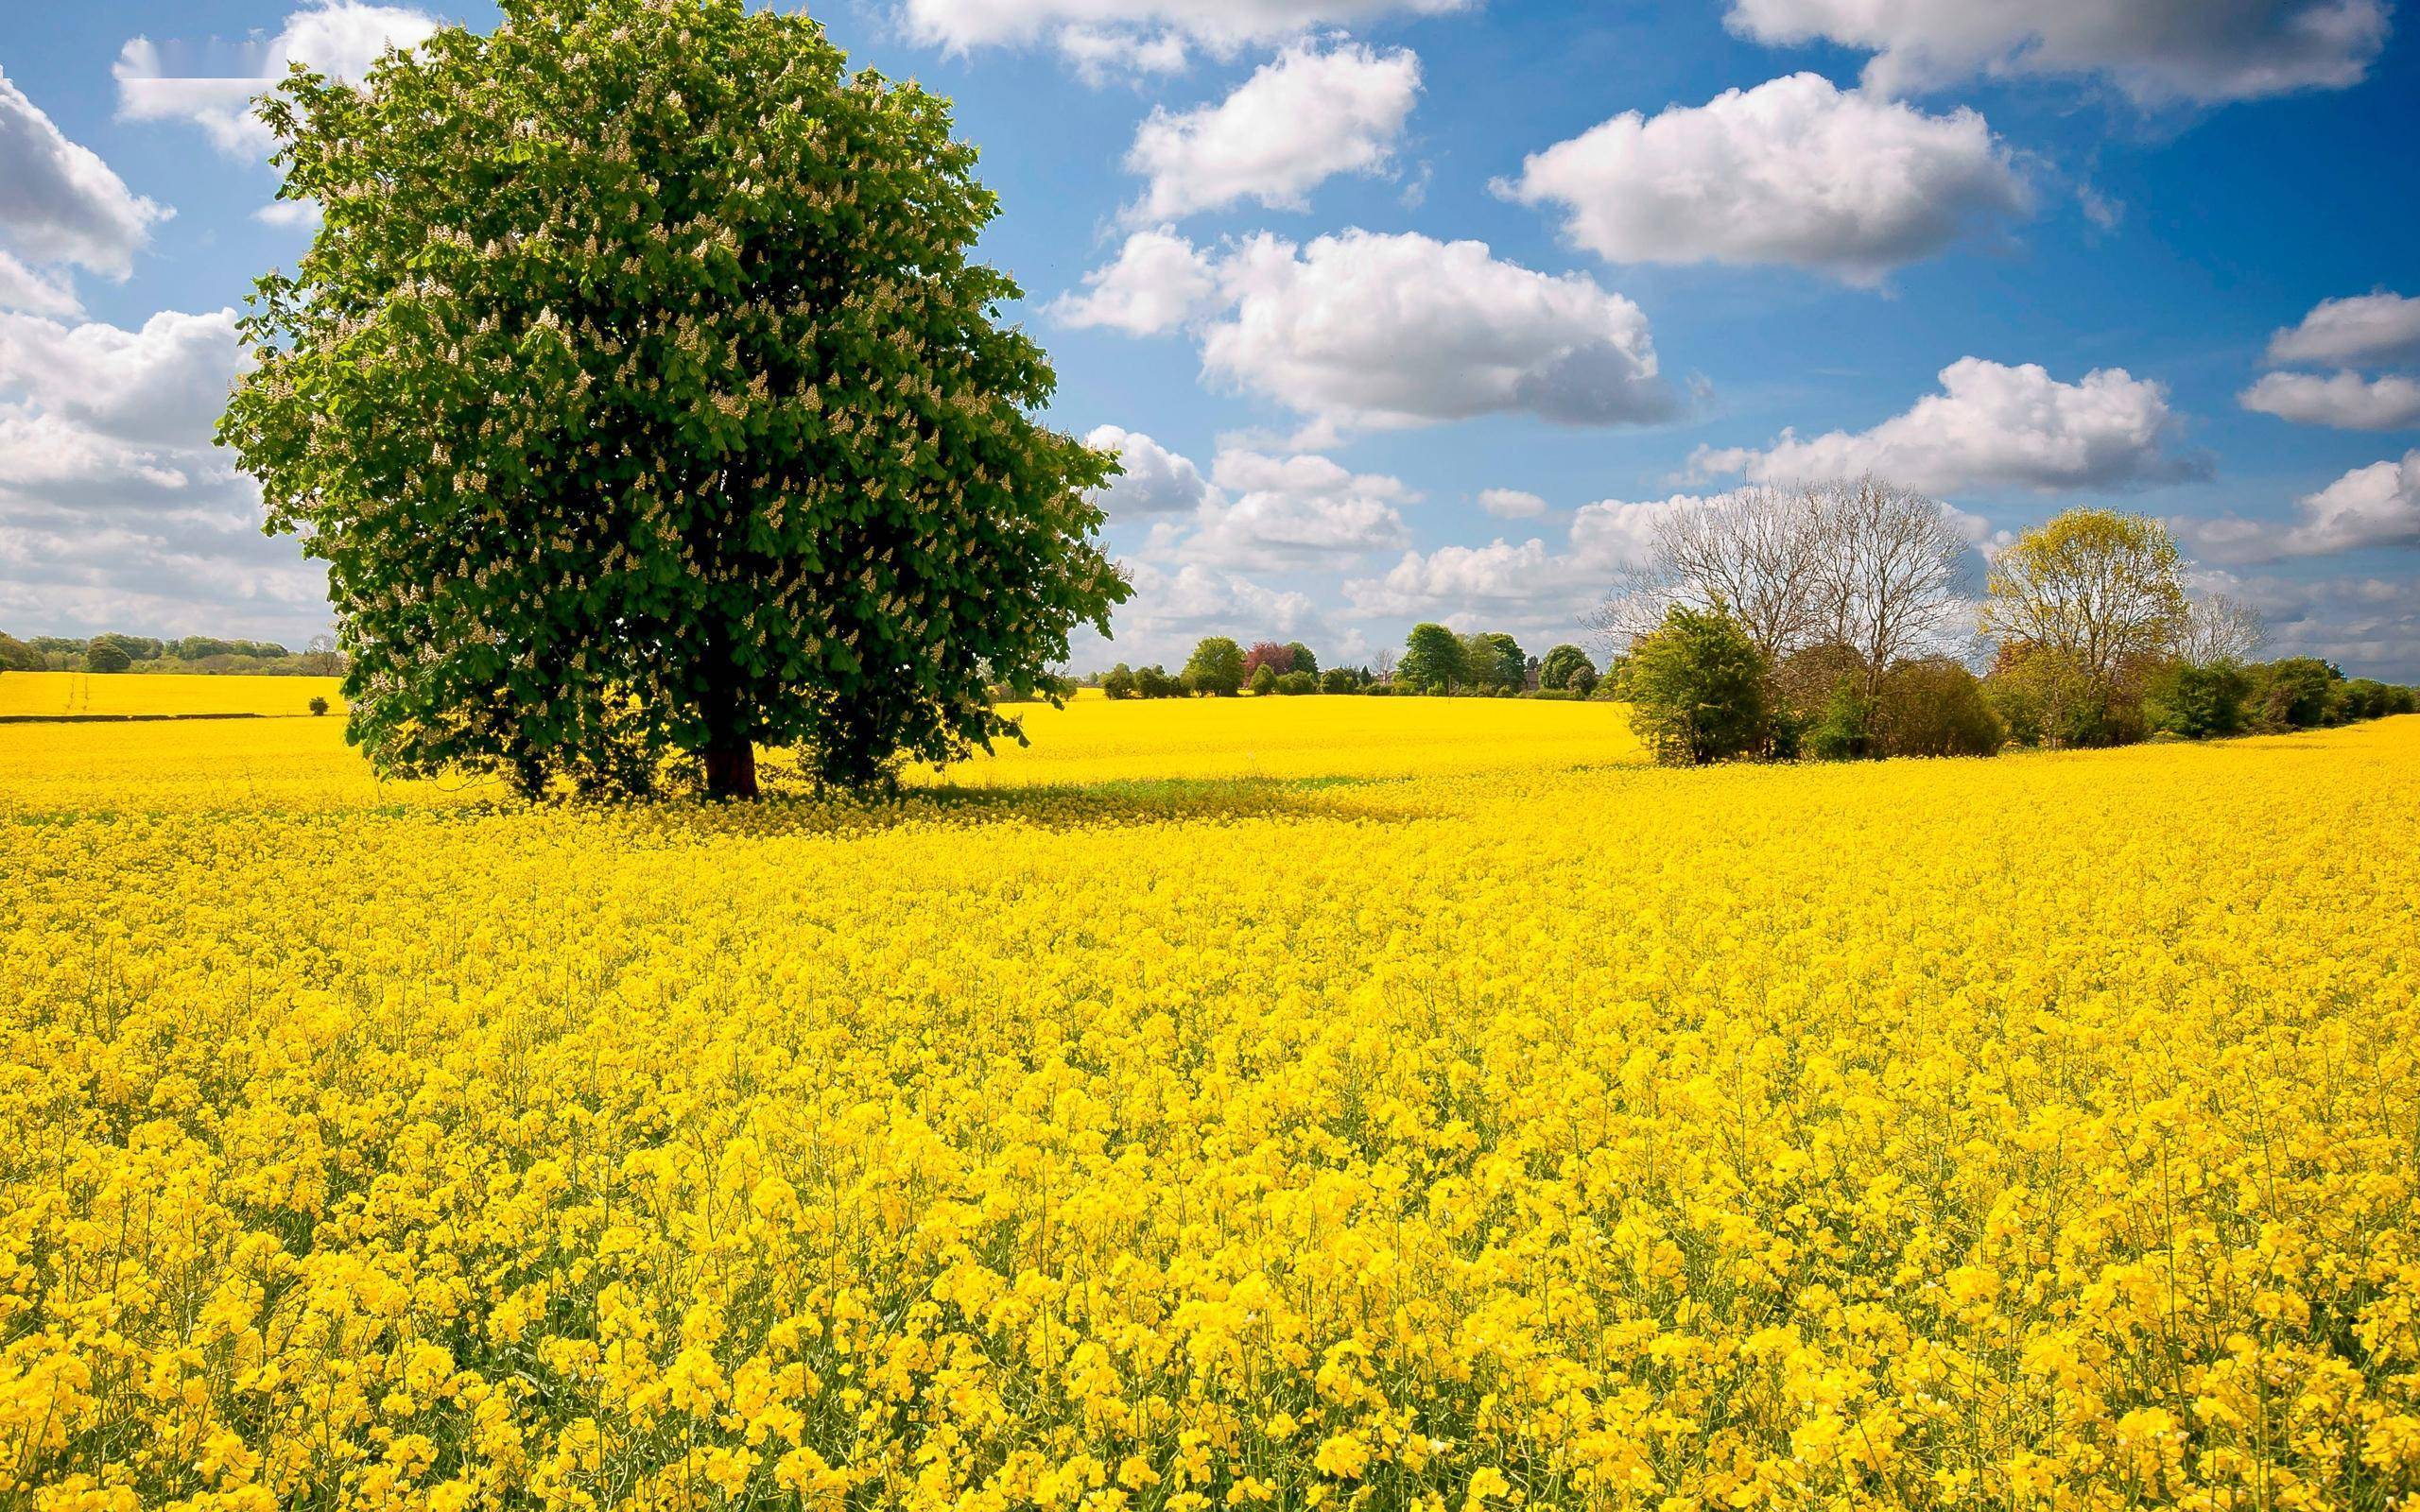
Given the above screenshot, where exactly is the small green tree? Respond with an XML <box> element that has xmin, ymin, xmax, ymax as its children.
<box><xmin>1134</xmin><ymin>664</ymin><xmax>1180</xmax><ymax>698</ymax></box>
<box><xmin>1250</xmin><ymin>662</ymin><xmax>1279</xmax><ymax>696</ymax></box>
<box><xmin>1100</xmin><ymin>664</ymin><xmax>1136</xmax><ymax>700</ymax></box>
<box><xmin>1400</xmin><ymin>623</ymin><xmax>1464</xmax><ymax>692</ymax></box>
<box><xmin>1625</xmin><ymin>604</ymin><xmax>1770</xmax><ymax>765</ymax></box>
<box><xmin>218</xmin><ymin>0</ymin><xmax>1125</xmax><ymax>799</ymax></box>
<box><xmin>86</xmin><ymin>643</ymin><xmax>133</xmax><ymax>675</ymax></box>
<box><xmin>1538</xmin><ymin>644</ymin><xmax>1595</xmax><ymax>691</ymax></box>
<box><xmin>1184</xmin><ymin>637</ymin><xmax>1247</xmax><ymax>696</ymax></box>
<box><xmin>1</xmin><ymin>631</ymin><xmax>46</xmax><ymax>671</ymax></box>
<box><xmin>2145</xmin><ymin>661</ymin><xmax>2251</xmax><ymax>739</ymax></box>
<box><xmin>1318</xmin><ymin>667</ymin><xmax>1356</xmax><ymax>695</ymax></box>
<box><xmin>1284</xmin><ymin>642</ymin><xmax>1319</xmax><ymax>678</ymax></box>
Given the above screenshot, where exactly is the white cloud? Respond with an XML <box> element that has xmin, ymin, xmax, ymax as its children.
<box><xmin>2264</xmin><ymin>291</ymin><xmax>2420</xmax><ymax>368</ymax></box>
<box><xmin>1725</xmin><ymin>0</ymin><xmax>2390</xmax><ymax>105</ymax></box>
<box><xmin>114</xmin><ymin>2</ymin><xmax>441</xmax><ymax>158</ymax></box>
<box><xmin>0</xmin><ymin>253</ymin><xmax>83</xmax><ymax>319</ymax></box>
<box><xmin>1125</xmin><ymin>41</ymin><xmax>1420</xmax><ymax>223</ymax></box>
<box><xmin>0</xmin><ymin>309</ymin><xmax>247</xmax><ymax>447</ymax></box>
<box><xmin>0</xmin><ymin>67</ymin><xmax>171</xmax><ymax>306</ymax></box>
<box><xmin>0</xmin><ymin>306</ymin><xmax>325</xmax><ymax>641</ymax></box>
<box><xmin>1341</xmin><ymin>491</ymin><xmax>1727</xmax><ymax>627</ymax></box>
<box><xmin>1201</xmin><ymin>229</ymin><xmax>1676</xmax><ymax>434</ymax></box>
<box><xmin>2187</xmin><ymin>565</ymin><xmax>2420</xmax><ymax>680</ymax></box>
<box><xmin>1695</xmin><ymin>356</ymin><xmax>2198</xmax><ymax>494</ymax></box>
<box><xmin>1177</xmin><ymin>446</ymin><xmax>1412</xmax><ymax>569</ymax></box>
<box><xmin>1054</xmin><ymin>230</ymin><xmax>1677</xmax><ymax>436</ymax></box>
<box><xmin>1085</xmin><ymin>425</ymin><xmax>1214</xmax><ymax>516</ymax></box>
<box><xmin>2186</xmin><ymin>450</ymin><xmax>2420</xmax><ymax>562</ymax></box>
<box><xmin>1500</xmin><ymin>73</ymin><xmax>2029</xmax><ymax>285</ymax></box>
<box><xmin>2240</xmin><ymin>370</ymin><xmax>2420</xmax><ymax>431</ymax></box>
<box><xmin>1478</xmin><ymin>488</ymin><xmax>1547</xmax><ymax>519</ymax></box>
<box><xmin>1048</xmin><ymin>229</ymin><xmax>1221</xmax><ymax>335</ymax></box>
<box><xmin>1076</xmin><ymin>559</ymin><xmax>1327</xmax><ymax>668</ymax></box>
<box><xmin>900</xmin><ymin>0</ymin><xmax>1475</xmax><ymax>71</ymax></box>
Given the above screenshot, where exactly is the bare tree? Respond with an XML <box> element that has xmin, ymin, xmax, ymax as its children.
<box><xmin>2173</xmin><ymin>593</ymin><xmax>2269</xmax><ymax>666</ymax></box>
<box><xmin>1589</xmin><ymin>485</ymin><xmax>1827</xmax><ymax>659</ymax></box>
<box><xmin>1806</xmin><ymin>477</ymin><xmax>1973</xmax><ymax>695</ymax></box>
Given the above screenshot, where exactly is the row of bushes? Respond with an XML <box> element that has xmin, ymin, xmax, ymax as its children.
<box><xmin>1622</xmin><ymin>601</ymin><xmax>2418</xmax><ymax>767</ymax></box>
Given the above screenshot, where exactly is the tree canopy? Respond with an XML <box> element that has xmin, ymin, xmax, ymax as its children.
<box><xmin>1399</xmin><ymin>624</ymin><xmax>1464</xmax><ymax>691</ymax></box>
<box><xmin>1183</xmin><ymin>637</ymin><xmax>1246</xmax><ymax>696</ymax></box>
<box><xmin>1625</xmin><ymin>603</ymin><xmax>1771</xmax><ymax>765</ymax></box>
<box><xmin>220</xmin><ymin>0</ymin><xmax>1126</xmax><ymax>799</ymax></box>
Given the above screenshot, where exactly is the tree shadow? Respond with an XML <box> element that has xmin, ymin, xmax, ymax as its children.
<box><xmin>680</xmin><ymin>772</ymin><xmax>1416</xmax><ymax>839</ymax></box>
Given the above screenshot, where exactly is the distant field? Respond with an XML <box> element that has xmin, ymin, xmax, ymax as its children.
<box><xmin>0</xmin><ymin>668</ymin><xmax>346</xmax><ymax>718</ymax></box>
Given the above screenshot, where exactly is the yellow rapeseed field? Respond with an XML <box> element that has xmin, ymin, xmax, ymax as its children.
<box><xmin>3</xmin><ymin>700</ymin><xmax>2416</xmax><ymax>1512</ymax></box>
<box><xmin>0</xmin><ymin>671</ymin><xmax>345</xmax><ymax>719</ymax></box>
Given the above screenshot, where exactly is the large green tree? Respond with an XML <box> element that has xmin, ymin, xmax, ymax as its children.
<box><xmin>1399</xmin><ymin>623</ymin><xmax>1464</xmax><ymax>691</ymax></box>
<box><xmin>220</xmin><ymin>0</ymin><xmax>1127</xmax><ymax>799</ymax></box>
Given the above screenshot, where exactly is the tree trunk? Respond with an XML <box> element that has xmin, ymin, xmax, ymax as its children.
<box><xmin>704</xmin><ymin>740</ymin><xmax>758</xmax><ymax>800</ymax></box>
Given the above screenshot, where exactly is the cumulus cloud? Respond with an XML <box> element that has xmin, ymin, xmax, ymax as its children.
<box><xmin>2264</xmin><ymin>290</ymin><xmax>2420</xmax><ymax>368</ymax></box>
<box><xmin>1174</xmin><ymin>447</ymin><xmax>1413</xmax><ymax>569</ymax></box>
<box><xmin>1048</xmin><ymin>229</ymin><xmax>1222</xmax><ymax>335</ymax></box>
<box><xmin>0</xmin><ymin>309</ymin><xmax>246</xmax><ymax>446</ymax></box>
<box><xmin>1342</xmin><ymin>492</ymin><xmax>1727</xmax><ymax>627</ymax></box>
<box><xmin>1125</xmin><ymin>41</ymin><xmax>1420</xmax><ymax>223</ymax></box>
<box><xmin>1724</xmin><ymin>0</ymin><xmax>2390</xmax><ymax>105</ymax></box>
<box><xmin>1478</xmin><ymin>488</ymin><xmax>1547</xmax><ymax>519</ymax></box>
<box><xmin>0</xmin><ymin>68</ymin><xmax>171</xmax><ymax>308</ymax></box>
<box><xmin>1071</xmin><ymin>558</ymin><xmax>1331</xmax><ymax>669</ymax></box>
<box><xmin>1084</xmin><ymin>425</ymin><xmax>1215</xmax><ymax>517</ymax></box>
<box><xmin>2185</xmin><ymin>450</ymin><xmax>2420</xmax><ymax>562</ymax></box>
<box><xmin>1203</xmin><ymin>230</ymin><xmax>1676</xmax><ymax>434</ymax></box>
<box><xmin>1500</xmin><ymin>73</ymin><xmax>2030</xmax><ymax>284</ymax></box>
<box><xmin>1054</xmin><ymin>230</ymin><xmax>1677</xmax><ymax>436</ymax></box>
<box><xmin>2239</xmin><ymin>370</ymin><xmax>2420</xmax><ymax>431</ymax></box>
<box><xmin>0</xmin><ymin>306</ymin><xmax>329</xmax><ymax>639</ymax></box>
<box><xmin>114</xmin><ymin>1</ymin><xmax>441</xmax><ymax>158</ymax></box>
<box><xmin>899</xmin><ymin>0</ymin><xmax>1474</xmax><ymax>73</ymax></box>
<box><xmin>1694</xmin><ymin>357</ymin><xmax>2199</xmax><ymax>494</ymax></box>
<box><xmin>2187</xmin><ymin>565</ymin><xmax>2420</xmax><ymax>679</ymax></box>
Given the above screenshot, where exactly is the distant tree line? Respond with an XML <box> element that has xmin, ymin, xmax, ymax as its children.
<box><xmin>1089</xmin><ymin>632</ymin><xmax>1613</xmax><ymax>701</ymax></box>
<box><xmin>0</xmin><ymin>631</ymin><xmax>346</xmax><ymax>678</ymax></box>
<box><xmin>1594</xmin><ymin>480</ymin><xmax>2417</xmax><ymax>766</ymax></box>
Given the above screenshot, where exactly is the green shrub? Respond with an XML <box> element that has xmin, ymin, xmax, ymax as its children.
<box><xmin>1805</xmin><ymin>679</ymin><xmax>1873</xmax><ymax>762</ymax></box>
<box><xmin>1275</xmin><ymin>670</ymin><xmax>1315</xmax><ymax>696</ymax></box>
<box><xmin>1872</xmin><ymin>659</ymin><xmax>2003</xmax><ymax>758</ymax></box>
<box><xmin>308</xmin><ymin>696</ymin><xmax>331</xmax><ymax>717</ymax></box>
<box><xmin>2145</xmin><ymin>661</ymin><xmax>2252</xmax><ymax>739</ymax></box>
<box><xmin>2251</xmin><ymin>659</ymin><xmax>2340</xmax><ymax>730</ymax></box>
<box><xmin>1624</xmin><ymin>603</ymin><xmax>1770</xmax><ymax>765</ymax></box>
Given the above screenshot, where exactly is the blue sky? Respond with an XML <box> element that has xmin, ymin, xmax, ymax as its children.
<box><xmin>3</xmin><ymin>0</ymin><xmax>2415</xmax><ymax>676</ymax></box>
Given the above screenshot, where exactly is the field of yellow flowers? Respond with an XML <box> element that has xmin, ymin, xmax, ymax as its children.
<box><xmin>0</xmin><ymin>670</ymin><xmax>343</xmax><ymax>719</ymax></box>
<box><xmin>3</xmin><ymin>692</ymin><xmax>2417</xmax><ymax>1512</ymax></box>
